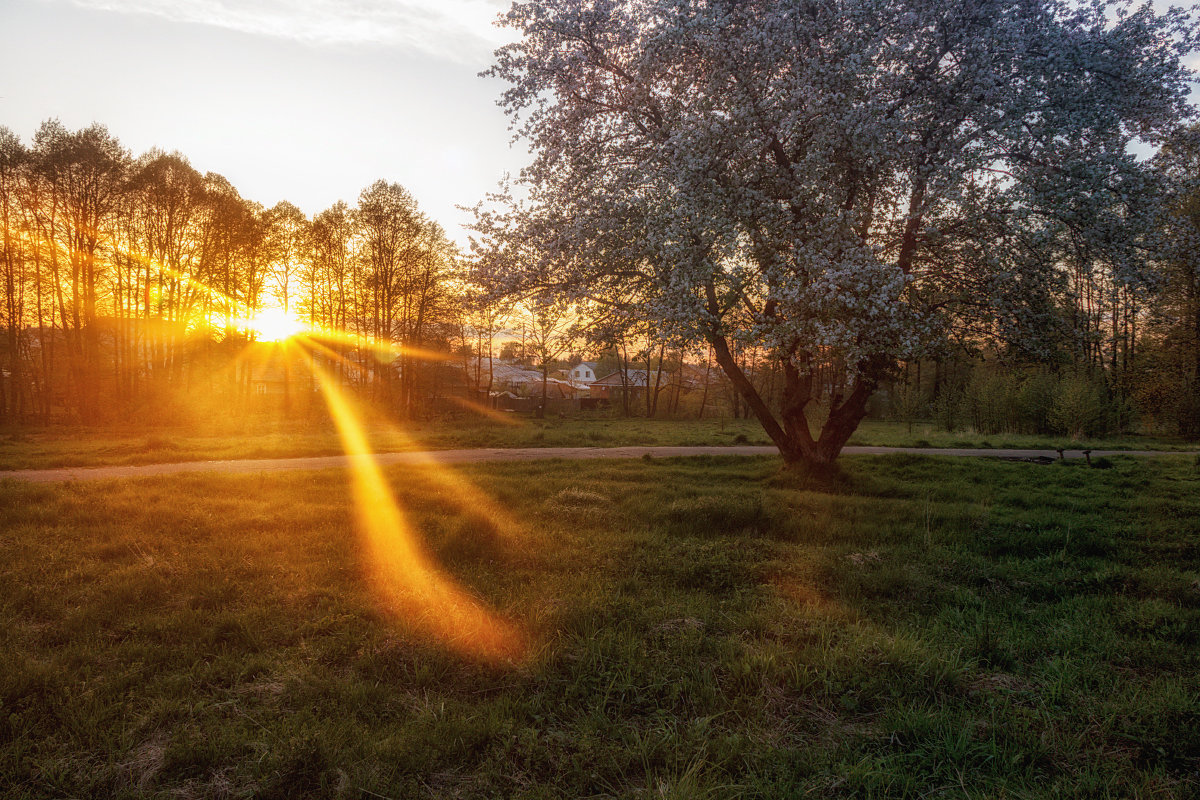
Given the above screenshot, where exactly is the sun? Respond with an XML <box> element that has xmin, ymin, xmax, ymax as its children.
<box><xmin>249</xmin><ymin>308</ymin><xmax>304</xmax><ymax>342</ymax></box>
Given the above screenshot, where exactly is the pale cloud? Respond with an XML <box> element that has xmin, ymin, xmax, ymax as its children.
<box><xmin>57</xmin><ymin>0</ymin><xmax>512</xmax><ymax>61</ymax></box>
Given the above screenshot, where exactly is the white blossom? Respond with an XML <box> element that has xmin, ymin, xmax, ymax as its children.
<box><xmin>474</xmin><ymin>0</ymin><xmax>1197</xmax><ymax>465</ymax></box>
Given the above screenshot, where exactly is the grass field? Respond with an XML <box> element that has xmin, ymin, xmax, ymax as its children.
<box><xmin>2</xmin><ymin>454</ymin><xmax>1198</xmax><ymax>798</ymax></box>
<box><xmin>1</xmin><ymin>415</ymin><xmax>1194</xmax><ymax>471</ymax></box>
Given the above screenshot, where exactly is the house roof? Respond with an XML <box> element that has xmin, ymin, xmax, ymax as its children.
<box><xmin>591</xmin><ymin>369</ymin><xmax>670</xmax><ymax>387</ymax></box>
<box><xmin>492</xmin><ymin>364</ymin><xmax>546</xmax><ymax>383</ymax></box>
<box><xmin>466</xmin><ymin>359</ymin><xmax>580</xmax><ymax>393</ymax></box>
<box><xmin>461</xmin><ymin>358</ymin><xmax>544</xmax><ymax>384</ymax></box>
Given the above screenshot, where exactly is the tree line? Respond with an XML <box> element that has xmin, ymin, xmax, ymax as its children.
<box><xmin>0</xmin><ymin>121</ymin><xmax>463</xmax><ymax>423</ymax></box>
<box><xmin>2</xmin><ymin>98</ymin><xmax>1200</xmax><ymax>440</ymax></box>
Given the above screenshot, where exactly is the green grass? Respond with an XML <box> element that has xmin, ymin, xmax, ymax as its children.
<box><xmin>2</xmin><ymin>454</ymin><xmax>1198</xmax><ymax>797</ymax></box>
<box><xmin>0</xmin><ymin>417</ymin><xmax>768</xmax><ymax>471</ymax></box>
<box><xmin>847</xmin><ymin>418</ymin><xmax>1196</xmax><ymax>453</ymax></box>
<box><xmin>0</xmin><ymin>415</ymin><xmax>1192</xmax><ymax>471</ymax></box>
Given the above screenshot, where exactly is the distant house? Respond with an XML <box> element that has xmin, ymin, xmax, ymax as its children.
<box><xmin>569</xmin><ymin>361</ymin><xmax>598</xmax><ymax>384</ymax></box>
<box><xmin>466</xmin><ymin>358</ymin><xmax>579</xmax><ymax>399</ymax></box>
<box><xmin>589</xmin><ymin>368</ymin><xmax>671</xmax><ymax>401</ymax></box>
<box><xmin>493</xmin><ymin>362</ymin><xmax>551</xmax><ymax>396</ymax></box>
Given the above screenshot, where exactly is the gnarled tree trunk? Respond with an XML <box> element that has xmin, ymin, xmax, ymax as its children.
<box><xmin>707</xmin><ymin>327</ymin><xmax>883</xmax><ymax>468</ymax></box>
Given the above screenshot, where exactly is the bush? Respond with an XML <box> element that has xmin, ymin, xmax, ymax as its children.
<box><xmin>965</xmin><ymin>372</ymin><xmax>1019</xmax><ymax>435</ymax></box>
<box><xmin>1015</xmin><ymin>372</ymin><xmax>1058</xmax><ymax>435</ymax></box>
<box><xmin>892</xmin><ymin>381</ymin><xmax>924</xmax><ymax>432</ymax></box>
<box><xmin>1174</xmin><ymin>378</ymin><xmax>1200</xmax><ymax>437</ymax></box>
<box><xmin>899</xmin><ymin>361</ymin><xmax>1144</xmax><ymax>439</ymax></box>
<box><xmin>1050</xmin><ymin>371</ymin><xmax>1111</xmax><ymax>440</ymax></box>
<box><xmin>933</xmin><ymin>383</ymin><xmax>965</xmax><ymax>432</ymax></box>
<box><xmin>1109</xmin><ymin>393</ymin><xmax>1138</xmax><ymax>435</ymax></box>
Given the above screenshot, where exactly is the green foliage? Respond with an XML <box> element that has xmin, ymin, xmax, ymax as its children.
<box><xmin>892</xmin><ymin>382</ymin><xmax>924</xmax><ymax>433</ymax></box>
<box><xmin>932</xmin><ymin>382</ymin><xmax>965</xmax><ymax>433</ymax></box>
<box><xmin>1175</xmin><ymin>377</ymin><xmax>1200</xmax><ymax>437</ymax></box>
<box><xmin>917</xmin><ymin>365</ymin><xmax>1149</xmax><ymax>442</ymax></box>
<box><xmin>1050</xmin><ymin>371</ymin><xmax>1113</xmax><ymax>440</ymax></box>
<box><xmin>1015</xmin><ymin>372</ymin><xmax>1059</xmax><ymax>435</ymax></box>
<box><xmin>1124</xmin><ymin>350</ymin><xmax>1200</xmax><ymax>437</ymax></box>
<box><xmin>965</xmin><ymin>371</ymin><xmax>1021</xmax><ymax>435</ymax></box>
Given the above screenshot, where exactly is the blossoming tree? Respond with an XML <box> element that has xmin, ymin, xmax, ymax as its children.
<box><xmin>475</xmin><ymin>0</ymin><xmax>1197</xmax><ymax>467</ymax></box>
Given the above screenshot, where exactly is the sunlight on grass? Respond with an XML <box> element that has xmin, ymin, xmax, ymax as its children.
<box><xmin>312</xmin><ymin>363</ymin><xmax>525</xmax><ymax>663</ymax></box>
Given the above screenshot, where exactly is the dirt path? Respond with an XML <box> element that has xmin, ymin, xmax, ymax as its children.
<box><xmin>2</xmin><ymin>445</ymin><xmax>1193</xmax><ymax>484</ymax></box>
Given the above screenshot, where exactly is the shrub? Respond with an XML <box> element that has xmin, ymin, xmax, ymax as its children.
<box><xmin>1174</xmin><ymin>377</ymin><xmax>1200</xmax><ymax>437</ymax></box>
<box><xmin>1015</xmin><ymin>372</ymin><xmax>1058</xmax><ymax>435</ymax></box>
<box><xmin>892</xmin><ymin>381</ymin><xmax>924</xmax><ymax>433</ymax></box>
<box><xmin>933</xmin><ymin>383</ymin><xmax>965</xmax><ymax>432</ymax></box>
<box><xmin>1109</xmin><ymin>393</ymin><xmax>1138</xmax><ymax>435</ymax></box>
<box><xmin>1050</xmin><ymin>371</ymin><xmax>1112</xmax><ymax>440</ymax></box>
<box><xmin>965</xmin><ymin>371</ymin><xmax>1019</xmax><ymax>435</ymax></box>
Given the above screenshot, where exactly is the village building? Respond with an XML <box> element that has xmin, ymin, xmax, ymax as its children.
<box><xmin>569</xmin><ymin>361</ymin><xmax>598</xmax><ymax>384</ymax></box>
<box><xmin>589</xmin><ymin>368</ymin><xmax>671</xmax><ymax>402</ymax></box>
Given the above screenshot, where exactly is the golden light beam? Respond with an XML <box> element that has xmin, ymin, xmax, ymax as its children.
<box><xmin>298</xmin><ymin>339</ymin><xmax>529</xmax><ymax>545</ymax></box>
<box><xmin>87</xmin><ymin>232</ymin><xmax>299</xmax><ymax>343</ymax></box>
<box><xmin>442</xmin><ymin>394</ymin><xmax>526</xmax><ymax>427</ymax></box>
<box><xmin>345</xmin><ymin>416</ymin><xmax>534</xmax><ymax>547</ymax></box>
<box><xmin>298</xmin><ymin>338</ymin><xmax>532</xmax><ymax>545</ymax></box>
<box><xmin>301</xmin><ymin>337</ymin><xmax>362</xmax><ymax>374</ymax></box>
<box><xmin>306</xmin><ymin>338</ymin><xmax>523</xmax><ymax>428</ymax></box>
<box><xmin>305</xmin><ymin>326</ymin><xmax>450</xmax><ymax>363</ymax></box>
<box><xmin>92</xmin><ymin>232</ymin><xmax>449</xmax><ymax>362</ymax></box>
<box><xmin>312</xmin><ymin>363</ymin><xmax>526</xmax><ymax>663</ymax></box>
<box><xmin>105</xmin><ymin>241</ymin><xmax>250</xmax><ymax>319</ymax></box>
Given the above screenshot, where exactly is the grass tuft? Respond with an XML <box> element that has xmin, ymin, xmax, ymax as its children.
<box><xmin>660</xmin><ymin>492</ymin><xmax>773</xmax><ymax>537</ymax></box>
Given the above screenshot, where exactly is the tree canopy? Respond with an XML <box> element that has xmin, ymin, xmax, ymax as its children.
<box><xmin>475</xmin><ymin>0</ymin><xmax>1198</xmax><ymax>465</ymax></box>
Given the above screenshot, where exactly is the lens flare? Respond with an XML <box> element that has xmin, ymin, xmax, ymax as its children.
<box><xmin>355</xmin><ymin>416</ymin><xmax>532</xmax><ymax>544</ymax></box>
<box><xmin>312</xmin><ymin>363</ymin><xmax>525</xmax><ymax>663</ymax></box>
<box><xmin>74</xmin><ymin>244</ymin><xmax>528</xmax><ymax>663</ymax></box>
<box><xmin>443</xmin><ymin>394</ymin><xmax>525</xmax><ymax>426</ymax></box>
<box><xmin>302</xmin><ymin>340</ymin><xmax>531</xmax><ymax>545</ymax></box>
<box><xmin>306</xmin><ymin>326</ymin><xmax>449</xmax><ymax>362</ymax></box>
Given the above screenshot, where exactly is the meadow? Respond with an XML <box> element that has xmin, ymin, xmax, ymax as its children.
<box><xmin>0</xmin><ymin>415</ymin><xmax>1193</xmax><ymax>471</ymax></box>
<box><xmin>2</xmin><ymin>453</ymin><xmax>1198</xmax><ymax>798</ymax></box>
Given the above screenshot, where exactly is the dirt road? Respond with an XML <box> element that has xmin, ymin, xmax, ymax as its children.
<box><xmin>2</xmin><ymin>445</ymin><xmax>1192</xmax><ymax>484</ymax></box>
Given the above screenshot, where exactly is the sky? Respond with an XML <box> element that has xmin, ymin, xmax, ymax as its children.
<box><xmin>0</xmin><ymin>0</ymin><xmax>528</xmax><ymax>245</ymax></box>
